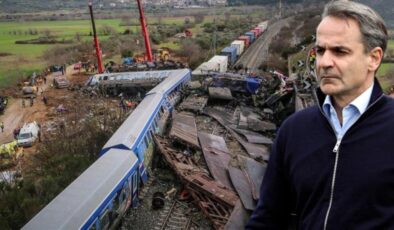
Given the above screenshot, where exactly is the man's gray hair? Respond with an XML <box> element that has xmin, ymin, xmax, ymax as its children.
<box><xmin>323</xmin><ymin>0</ymin><xmax>388</xmax><ymax>53</ymax></box>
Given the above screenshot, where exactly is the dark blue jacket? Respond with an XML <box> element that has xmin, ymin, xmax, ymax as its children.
<box><xmin>246</xmin><ymin>79</ymin><xmax>394</xmax><ymax>229</ymax></box>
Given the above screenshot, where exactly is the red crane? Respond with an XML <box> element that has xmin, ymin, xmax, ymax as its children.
<box><xmin>136</xmin><ymin>0</ymin><xmax>153</xmax><ymax>62</ymax></box>
<box><xmin>88</xmin><ymin>1</ymin><xmax>104</xmax><ymax>73</ymax></box>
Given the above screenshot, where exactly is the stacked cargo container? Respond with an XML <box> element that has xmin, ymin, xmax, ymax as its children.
<box><xmin>257</xmin><ymin>21</ymin><xmax>268</xmax><ymax>33</ymax></box>
<box><xmin>231</xmin><ymin>40</ymin><xmax>245</xmax><ymax>57</ymax></box>
<box><xmin>253</xmin><ymin>27</ymin><xmax>262</xmax><ymax>37</ymax></box>
<box><xmin>245</xmin><ymin>32</ymin><xmax>255</xmax><ymax>43</ymax></box>
<box><xmin>192</xmin><ymin>55</ymin><xmax>228</xmax><ymax>75</ymax></box>
<box><xmin>192</xmin><ymin>20</ymin><xmax>269</xmax><ymax>76</ymax></box>
<box><xmin>220</xmin><ymin>47</ymin><xmax>237</xmax><ymax>66</ymax></box>
<box><xmin>238</xmin><ymin>36</ymin><xmax>250</xmax><ymax>49</ymax></box>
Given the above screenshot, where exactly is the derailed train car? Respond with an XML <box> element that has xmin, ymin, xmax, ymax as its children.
<box><xmin>23</xmin><ymin>69</ymin><xmax>191</xmax><ymax>230</ymax></box>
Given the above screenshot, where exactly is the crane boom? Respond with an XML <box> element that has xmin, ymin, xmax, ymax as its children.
<box><xmin>136</xmin><ymin>0</ymin><xmax>153</xmax><ymax>62</ymax></box>
<box><xmin>88</xmin><ymin>1</ymin><xmax>104</xmax><ymax>73</ymax></box>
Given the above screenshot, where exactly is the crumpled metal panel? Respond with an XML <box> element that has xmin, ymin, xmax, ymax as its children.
<box><xmin>185</xmin><ymin>173</ymin><xmax>238</xmax><ymax>207</ymax></box>
<box><xmin>203</xmin><ymin>107</ymin><xmax>270</xmax><ymax>161</ymax></box>
<box><xmin>228</xmin><ymin>166</ymin><xmax>255</xmax><ymax>211</ymax></box>
<box><xmin>247</xmin><ymin>116</ymin><xmax>277</xmax><ymax>132</ymax></box>
<box><xmin>224</xmin><ymin>200</ymin><xmax>250</xmax><ymax>230</ymax></box>
<box><xmin>198</xmin><ymin>132</ymin><xmax>233</xmax><ymax>190</ymax></box>
<box><xmin>153</xmin><ymin>135</ymin><xmax>202</xmax><ymax>177</ymax></box>
<box><xmin>228</xmin><ymin>129</ymin><xmax>270</xmax><ymax>161</ymax></box>
<box><xmin>209</xmin><ymin>87</ymin><xmax>233</xmax><ymax>100</ymax></box>
<box><xmin>230</xmin><ymin>125</ymin><xmax>273</xmax><ymax>145</ymax></box>
<box><xmin>239</xmin><ymin>155</ymin><xmax>267</xmax><ymax>200</ymax></box>
<box><xmin>178</xmin><ymin>95</ymin><xmax>208</xmax><ymax>113</ymax></box>
<box><xmin>169</xmin><ymin>112</ymin><xmax>200</xmax><ymax>149</ymax></box>
<box><xmin>204</xmin><ymin>107</ymin><xmax>235</xmax><ymax>125</ymax></box>
<box><xmin>238</xmin><ymin>110</ymin><xmax>248</xmax><ymax>129</ymax></box>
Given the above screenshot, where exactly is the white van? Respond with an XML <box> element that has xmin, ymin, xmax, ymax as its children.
<box><xmin>17</xmin><ymin>122</ymin><xmax>40</xmax><ymax>147</ymax></box>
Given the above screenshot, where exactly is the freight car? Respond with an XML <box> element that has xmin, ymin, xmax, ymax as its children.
<box><xmin>193</xmin><ymin>20</ymin><xmax>269</xmax><ymax>75</ymax></box>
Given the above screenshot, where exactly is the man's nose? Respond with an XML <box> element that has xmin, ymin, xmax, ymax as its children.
<box><xmin>317</xmin><ymin>52</ymin><xmax>334</xmax><ymax>68</ymax></box>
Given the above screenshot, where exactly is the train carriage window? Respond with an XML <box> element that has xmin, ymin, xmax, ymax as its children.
<box><xmin>119</xmin><ymin>182</ymin><xmax>129</xmax><ymax>205</ymax></box>
<box><xmin>88</xmin><ymin>219</ymin><xmax>98</xmax><ymax>230</ymax></box>
<box><xmin>133</xmin><ymin>172</ymin><xmax>138</xmax><ymax>193</ymax></box>
<box><xmin>112</xmin><ymin>193</ymin><xmax>120</xmax><ymax>212</ymax></box>
<box><xmin>99</xmin><ymin>209</ymin><xmax>110</xmax><ymax>229</ymax></box>
<box><xmin>145</xmin><ymin>133</ymin><xmax>150</xmax><ymax>143</ymax></box>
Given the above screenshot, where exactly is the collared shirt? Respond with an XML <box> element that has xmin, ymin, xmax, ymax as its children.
<box><xmin>323</xmin><ymin>84</ymin><xmax>374</xmax><ymax>139</ymax></box>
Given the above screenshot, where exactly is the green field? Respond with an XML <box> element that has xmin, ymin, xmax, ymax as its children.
<box><xmin>0</xmin><ymin>17</ymin><xmax>190</xmax><ymax>87</ymax></box>
<box><xmin>0</xmin><ymin>8</ymin><xmax>265</xmax><ymax>87</ymax></box>
<box><xmin>388</xmin><ymin>39</ymin><xmax>394</xmax><ymax>50</ymax></box>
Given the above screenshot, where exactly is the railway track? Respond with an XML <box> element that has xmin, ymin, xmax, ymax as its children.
<box><xmin>154</xmin><ymin>201</ymin><xmax>199</xmax><ymax>230</ymax></box>
<box><xmin>235</xmin><ymin>17</ymin><xmax>294</xmax><ymax>72</ymax></box>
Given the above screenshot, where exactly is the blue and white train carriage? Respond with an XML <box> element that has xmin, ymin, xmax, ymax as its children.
<box><xmin>23</xmin><ymin>69</ymin><xmax>191</xmax><ymax>230</ymax></box>
<box><xmin>23</xmin><ymin>149</ymin><xmax>139</xmax><ymax>230</ymax></box>
<box><xmin>100</xmin><ymin>68</ymin><xmax>191</xmax><ymax>184</ymax></box>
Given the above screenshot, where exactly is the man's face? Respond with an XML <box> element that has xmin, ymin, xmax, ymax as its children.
<box><xmin>316</xmin><ymin>16</ymin><xmax>374</xmax><ymax>99</ymax></box>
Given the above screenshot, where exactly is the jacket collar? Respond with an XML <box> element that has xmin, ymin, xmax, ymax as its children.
<box><xmin>316</xmin><ymin>78</ymin><xmax>384</xmax><ymax>109</ymax></box>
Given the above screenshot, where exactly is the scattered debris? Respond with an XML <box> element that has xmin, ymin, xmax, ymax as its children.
<box><xmin>208</xmin><ymin>87</ymin><xmax>233</xmax><ymax>100</ymax></box>
<box><xmin>228</xmin><ymin>166</ymin><xmax>256</xmax><ymax>211</ymax></box>
<box><xmin>224</xmin><ymin>200</ymin><xmax>250</xmax><ymax>230</ymax></box>
<box><xmin>178</xmin><ymin>95</ymin><xmax>208</xmax><ymax>113</ymax></box>
<box><xmin>239</xmin><ymin>155</ymin><xmax>267</xmax><ymax>201</ymax></box>
<box><xmin>198</xmin><ymin>132</ymin><xmax>233</xmax><ymax>191</ymax></box>
<box><xmin>170</xmin><ymin>112</ymin><xmax>200</xmax><ymax>150</ymax></box>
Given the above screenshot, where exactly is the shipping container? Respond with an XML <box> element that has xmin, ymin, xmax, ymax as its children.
<box><xmin>245</xmin><ymin>32</ymin><xmax>255</xmax><ymax>43</ymax></box>
<box><xmin>208</xmin><ymin>55</ymin><xmax>228</xmax><ymax>72</ymax></box>
<box><xmin>258</xmin><ymin>21</ymin><xmax>268</xmax><ymax>32</ymax></box>
<box><xmin>192</xmin><ymin>55</ymin><xmax>228</xmax><ymax>75</ymax></box>
<box><xmin>220</xmin><ymin>46</ymin><xmax>237</xmax><ymax>66</ymax></box>
<box><xmin>238</xmin><ymin>36</ymin><xmax>250</xmax><ymax>48</ymax></box>
<box><xmin>251</xmin><ymin>29</ymin><xmax>259</xmax><ymax>38</ymax></box>
<box><xmin>254</xmin><ymin>27</ymin><xmax>262</xmax><ymax>36</ymax></box>
<box><xmin>231</xmin><ymin>40</ymin><xmax>245</xmax><ymax>56</ymax></box>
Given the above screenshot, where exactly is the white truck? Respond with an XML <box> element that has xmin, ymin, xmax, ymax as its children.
<box><xmin>17</xmin><ymin>122</ymin><xmax>40</xmax><ymax>147</ymax></box>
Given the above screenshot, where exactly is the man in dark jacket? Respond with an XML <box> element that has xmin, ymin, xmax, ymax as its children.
<box><xmin>246</xmin><ymin>1</ymin><xmax>394</xmax><ymax>229</ymax></box>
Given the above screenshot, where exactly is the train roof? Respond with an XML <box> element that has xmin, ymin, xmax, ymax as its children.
<box><xmin>93</xmin><ymin>70</ymin><xmax>174</xmax><ymax>80</ymax></box>
<box><xmin>147</xmin><ymin>68</ymin><xmax>190</xmax><ymax>96</ymax></box>
<box><xmin>101</xmin><ymin>93</ymin><xmax>163</xmax><ymax>154</ymax></box>
<box><xmin>23</xmin><ymin>149</ymin><xmax>139</xmax><ymax>230</ymax></box>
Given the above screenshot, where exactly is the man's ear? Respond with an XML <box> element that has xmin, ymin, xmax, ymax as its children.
<box><xmin>368</xmin><ymin>47</ymin><xmax>384</xmax><ymax>72</ymax></box>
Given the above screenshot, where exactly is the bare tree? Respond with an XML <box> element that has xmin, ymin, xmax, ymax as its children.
<box><xmin>178</xmin><ymin>40</ymin><xmax>203</xmax><ymax>69</ymax></box>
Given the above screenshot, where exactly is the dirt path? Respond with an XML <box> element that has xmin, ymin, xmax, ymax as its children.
<box><xmin>0</xmin><ymin>66</ymin><xmax>80</xmax><ymax>144</ymax></box>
